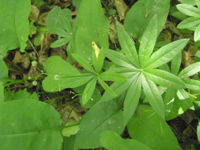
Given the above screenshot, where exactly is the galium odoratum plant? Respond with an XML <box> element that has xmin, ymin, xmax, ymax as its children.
<box><xmin>70</xmin><ymin>41</ymin><xmax>127</xmax><ymax>105</ymax></box>
<box><xmin>100</xmin><ymin>15</ymin><xmax>189</xmax><ymax>123</ymax></box>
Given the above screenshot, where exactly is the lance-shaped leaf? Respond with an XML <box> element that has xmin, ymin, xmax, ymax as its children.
<box><xmin>74</xmin><ymin>100</ymin><xmax>124</xmax><ymax>149</ymax></box>
<box><xmin>0</xmin><ymin>100</ymin><xmax>63</xmax><ymax>150</ymax></box>
<box><xmin>178</xmin><ymin>62</ymin><xmax>200</xmax><ymax>79</ymax></box>
<box><xmin>196</xmin><ymin>0</ymin><xmax>200</xmax><ymax>9</ymax></box>
<box><xmin>100</xmin><ymin>131</ymin><xmax>153</xmax><ymax>150</ymax></box>
<box><xmin>98</xmin><ymin>77</ymin><xmax>116</xmax><ymax>96</ymax></box>
<box><xmin>176</xmin><ymin>4</ymin><xmax>200</xmax><ymax>16</ymax></box>
<box><xmin>144</xmin><ymin>69</ymin><xmax>186</xmax><ymax>89</ymax></box>
<box><xmin>100</xmin><ymin>74</ymin><xmax>138</xmax><ymax>102</ymax></box>
<box><xmin>104</xmin><ymin>49</ymin><xmax>135</xmax><ymax>68</ymax></box>
<box><xmin>51</xmin><ymin>37</ymin><xmax>72</xmax><ymax>48</ymax></box>
<box><xmin>100</xmin><ymin>72</ymin><xmax>127</xmax><ymax>82</ymax></box>
<box><xmin>144</xmin><ymin>39</ymin><xmax>189</xmax><ymax>69</ymax></box>
<box><xmin>81</xmin><ymin>77</ymin><xmax>97</xmax><ymax>105</ymax></box>
<box><xmin>177</xmin><ymin>16</ymin><xmax>200</xmax><ymax>30</ymax></box>
<box><xmin>177</xmin><ymin>89</ymin><xmax>194</xmax><ymax>110</ymax></box>
<box><xmin>183</xmin><ymin>79</ymin><xmax>200</xmax><ymax>92</ymax></box>
<box><xmin>117</xmin><ymin>25</ymin><xmax>139</xmax><ymax>67</ymax></box>
<box><xmin>171</xmin><ymin>52</ymin><xmax>182</xmax><ymax>75</ymax></box>
<box><xmin>142</xmin><ymin>75</ymin><xmax>165</xmax><ymax>119</ymax></box>
<box><xmin>139</xmin><ymin>15</ymin><xmax>157</xmax><ymax>67</ymax></box>
<box><xmin>164</xmin><ymin>89</ymin><xmax>176</xmax><ymax>117</ymax></box>
<box><xmin>51</xmin><ymin>28</ymin><xmax>72</xmax><ymax>38</ymax></box>
<box><xmin>127</xmin><ymin>105</ymin><xmax>182</xmax><ymax>150</ymax></box>
<box><xmin>72</xmin><ymin>53</ymin><xmax>96</xmax><ymax>73</ymax></box>
<box><xmin>92</xmin><ymin>43</ymin><xmax>105</xmax><ymax>73</ymax></box>
<box><xmin>194</xmin><ymin>24</ymin><xmax>200</xmax><ymax>42</ymax></box>
<box><xmin>124</xmin><ymin>74</ymin><xmax>142</xmax><ymax>124</ymax></box>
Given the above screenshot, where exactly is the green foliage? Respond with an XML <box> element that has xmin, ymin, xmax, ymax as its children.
<box><xmin>0</xmin><ymin>0</ymin><xmax>31</xmax><ymax>52</ymax></box>
<box><xmin>1</xmin><ymin>0</ymin><xmax>200</xmax><ymax>149</ymax></box>
<box><xmin>176</xmin><ymin>0</ymin><xmax>200</xmax><ymax>41</ymax></box>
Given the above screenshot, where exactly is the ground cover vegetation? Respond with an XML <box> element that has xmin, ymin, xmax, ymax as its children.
<box><xmin>1</xmin><ymin>0</ymin><xmax>200</xmax><ymax>149</ymax></box>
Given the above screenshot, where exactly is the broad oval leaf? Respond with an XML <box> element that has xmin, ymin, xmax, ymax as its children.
<box><xmin>74</xmin><ymin>0</ymin><xmax>109</xmax><ymax>61</ymax></box>
<box><xmin>124</xmin><ymin>0</ymin><xmax>170</xmax><ymax>38</ymax></box>
<box><xmin>100</xmin><ymin>130</ymin><xmax>153</xmax><ymax>150</ymax></box>
<box><xmin>0</xmin><ymin>0</ymin><xmax>31</xmax><ymax>51</ymax></box>
<box><xmin>74</xmin><ymin>100</ymin><xmax>125</xmax><ymax>149</ymax></box>
<box><xmin>127</xmin><ymin>105</ymin><xmax>182</xmax><ymax>150</ymax></box>
<box><xmin>144</xmin><ymin>39</ymin><xmax>189</xmax><ymax>69</ymax></box>
<box><xmin>178</xmin><ymin>62</ymin><xmax>200</xmax><ymax>79</ymax></box>
<box><xmin>144</xmin><ymin>69</ymin><xmax>186</xmax><ymax>89</ymax></box>
<box><xmin>0</xmin><ymin>100</ymin><xmax>63</xmax><ymax>150</ymax></box>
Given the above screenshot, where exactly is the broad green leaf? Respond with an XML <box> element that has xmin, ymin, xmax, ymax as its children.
<box><xmin>51</xmin><ymin>28</ymin><xmax>72</xmax><ymax>38</ymax></box>
<box><xmin>144</xmin><ymin>39</ymin><xmax>189</xmax><ymax>69</ymax></box>
<box><xmin>117</xmin><ymin>25</ymin><xmax>139</xmax><ymax>67</ymax></box>
<box><xmin>144</xmin><ymin>69</ymin><xmax>186</xmax><ymax>89</ymax></box>
<box><xmin>50</xmin><ymin>37</ymin><xmax>72</xmax><ymax>48</ymax></box>
<box><xmin>164</xmin><ymin>89</ymin><xmax>176</xmax><ymax>117</ymax></box>
<box><xmin>100</xmin><ymin>130</ymin><xmax>153</xmax><ymax>150</ymax></box>
<box><xmin>74</xmin><ymin>100</ymin><xmax>124</xmax><ymax>149</ymax></box>
<box><xmin>194</xmin><ymin>24</ymin><xmax>200</xmax><ymax>42</ymax></box>
<box><xmin>177</xmin><ymin>16</ymin><xmax>200</xmax><ymax>30</ymax></box>
<box><xmin>74</xmin><ymin>0</ymin><xmax>109</xmax><ymax>61</ymax></box>
<box><xmin>0</xmin><ymin>81</ymin><xmax>3</xmax><ymax>103</ymax></box>
<box><xmin>4</xmin><ymin>89</ymin><xmax>39</xmax><ymax>102</ymax></box>
<box><xmin>43</xmin><ymin>74</ymin><xmax>94</xmax><ymax>92</ymax></box>
<box><xmin>0</xmin><ymin>100</ymin><xmax>63</xmax><ymax>150</ymax></box>
<box><xmin>105</xmin><ymin>49</ymin><xmax>135</xmax><ymax>68</ymax></box>
<box><xmin>177</xmin><ymin>89</ymin><xmax>194</xmax><ymax>110</ymax></box>
<box><xmin>124</xmin><ymin>74</ymin><xmax>142</xmax><ymax>124</ymax></box>
<box><xmin>176</xmin><ymin>4</ymin><xmax>200</xmax><ymax>16</ymax></box>
<box><xmin>139</xmin><ymin>15</ymin><xmax>157</xmax><ymax>67</ymax></box>
<box><xmin>92</xmin><ymin>48</ymin><xmax>105</xmax><ymax>73</ymax></box>
<box><xmin>72</xmin><ymin>53</ymin><xmax>96</xmax><ymax>73</ymax></box>
<box><xmin>98</xmin><ymin>77</ymin><xmax>116</xmax><ymax>96</ymax></box>
<box><xmin>124</xmin><ymin>0</ymin><xmax>170</xmax><ymax>38</ymax></box>
<box><xmin>62</xmin><ymin>135</ymin><xmax>76</xmax><ymax>150</ymax></box>
<box><xmin>178</xmin><ymin>62</ymin><xmax>200</xmax><ymax>79</ymax></box>
<box><xmin>46</xmin><ymin>7</ymin><xmax>71</xmax><ymax>32</ymax></box>
<box><xmin>81</xmin><ymin>77</ymin><xmax>97</xmax><ymax>105</ymax></box>
<box><xmin>100</xmin><ymin>74</ymin><xmax>137</xmax><ymax>102</ymax></box>
<box><xmin>127</xmin><ymin>105</ymin><xmax>182</xmax><ymax>150</ymax></box>
<box><xmin>171</xmin><ymin>52</ymin><xmax>182</xmax><ymax>75</ymax></box>
<box><xmin>42</xmin><ymin>56</ymin><xmax>82</xmax><ymax>92</ymax></box>
<box><xmin>142</xmin><ymin>75</ymin><xmax>165</xmax><ymax>119</ymax></box>
<box><xmin>99</xmin><ymin>72</ymin><xmax>127</xmax><ymax>82</ymax></box>
<box><xmin>0</xmin><ymin>59</ymin><xmax>9</xmax><ymax>84</ymax></box>
<box><xmin>0</xmin><ymin>0</ymin><xmax>31</xmax><ymax>52</ymax></box>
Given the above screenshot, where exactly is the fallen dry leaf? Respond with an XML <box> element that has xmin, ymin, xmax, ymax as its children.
<box><xmin>114</xmin><ymin>0</ymin><xmax>129</xmax><ymax>20</ymax></box>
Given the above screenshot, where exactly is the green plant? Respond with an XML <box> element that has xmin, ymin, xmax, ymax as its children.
<box><xmin>1</xmin><ymin>0</ymin><xmax>200</xmax><ymax>149</ymax></box>
<box><xmin>176</xmin><ymin>0</ymin><xmax>200</xmax><ymax>41</ymax></box>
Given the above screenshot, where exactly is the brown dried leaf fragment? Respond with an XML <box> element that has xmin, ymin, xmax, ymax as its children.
<box><xmin>114</xmin><ymin>0</ymin><xmax>129</xmax><ymax>20</ymax></box>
